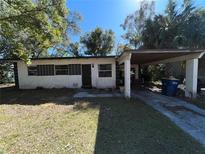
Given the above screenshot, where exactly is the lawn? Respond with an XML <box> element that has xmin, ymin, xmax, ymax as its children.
<box><xmin>0</xmin><ymin>87</ymin><xmax>205</xmax><ymax>153</ymax></box>
<box><xmin>191</xmin><ymin>95</ymin><xmax>205</xmax><ymax>110</ymax></box>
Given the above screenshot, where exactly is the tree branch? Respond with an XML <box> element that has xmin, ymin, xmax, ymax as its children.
<box><xmin>0</xmin><ymin>2</ymin><xmax>59</xmax><ymax>21</ymax></box>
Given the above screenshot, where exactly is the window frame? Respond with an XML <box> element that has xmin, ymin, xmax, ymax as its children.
<box><xmin>27</xmin><ymin>64</ymin><xmax>82</xmax><ymax>76</ymax></box>
<box><xmin>37</xmin><ymin>65</ymin><xmax>54</xmax><ymax>76</ymax></box>
<box><xmin>68</xmin><ymin>64</ymin><xmax>82</xmax><ymax>75</ymax></box>
<box><xmin>28</xmin><ymin>66</ymin><xmax>38</xmax><ymax>76</ymax></box>
<box><xmin>98</xmin><ymin>64</ymin><xmax>112</xmax><ymax>78</ymax></box>
<box><xmin>55</xmin><ymin>65</ymin><xmax>69</xmax><ymax>75</ymax></box>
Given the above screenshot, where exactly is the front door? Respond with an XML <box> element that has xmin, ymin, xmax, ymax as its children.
<box><xmin>13</xmin><ymin>62</ymin><xmax>19</xmax><ymax>89</ymax></box>
<box><xmin>82</xmin><ymin>64</ymin><xmax>92</xmax><ymax>88</ymax></box>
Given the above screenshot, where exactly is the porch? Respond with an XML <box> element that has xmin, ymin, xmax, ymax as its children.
<box><xmin>117</xmin><ymin>49</ymin><xmax>205</xmax><ymax>98</ymax></box>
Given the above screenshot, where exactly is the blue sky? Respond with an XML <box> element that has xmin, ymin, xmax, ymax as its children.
<box><xmin>68</xmin><ymin>0</ymin><xmax>205</xmax><ymax>45</ymax></box>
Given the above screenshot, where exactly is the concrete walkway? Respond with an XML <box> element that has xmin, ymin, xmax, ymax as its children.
<box><xmin>73</xmin><ymin>89</ymin><xmax>123</xmax><ymax>98</ymax></box>
<box><xmin>133</xmin><ymin>91</ymin><xmax>205</xmax><ymax>147</ymax></box>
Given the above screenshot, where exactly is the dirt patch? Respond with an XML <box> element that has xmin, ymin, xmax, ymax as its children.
<box><xmin>0</xmin><ymin>84</ymin><xmax>15</xmax><ymax>89</ymax></box>
<box><xmin>0</xmin><ymin>87</ymin><xmax>75</xmax><ymax>105</ymax></box>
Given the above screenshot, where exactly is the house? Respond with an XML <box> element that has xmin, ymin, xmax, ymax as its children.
<box><xmin>5</xmin><ymin>49</ymin><xmax>205</xmax><ymax>98</ymax></box>
<box><xmin>14</xmin><ymin>56</ymin><xmax>117</xmax><ymax>90</ymax></box>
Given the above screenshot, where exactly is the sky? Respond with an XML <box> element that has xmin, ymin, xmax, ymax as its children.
<box><xmin>68</xmin><ymin>0</ymin><xmax>205</xmax><ymax>45</ymax></box>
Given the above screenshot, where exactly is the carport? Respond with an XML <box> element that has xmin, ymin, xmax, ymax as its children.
<box><xmin>117</xmin><ymin>49</ymin><xmax>205</xmax><ymax>98</ymax></box>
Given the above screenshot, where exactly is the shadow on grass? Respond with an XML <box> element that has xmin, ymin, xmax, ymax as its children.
<box><xmin>0</xmin><ymin>86</ymin><xmax>76</xmax><ymax>105</ymax></box>
<box><xmin>93</xmin><ymin>98</ymin><xmax>205</xmax><ymax>154</ymax></box>
<box><xmin>94</xmin><ymin>98</ymin><xmax>158</xmax><ymax>154</ymax></box>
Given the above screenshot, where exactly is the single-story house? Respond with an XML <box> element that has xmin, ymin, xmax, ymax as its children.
<box><xmin>3</xmin><ymin>49</ymin><xmax>205</xmax><ymax>98</ymax></box>
<box><xmin>14</xmin><ymin>56</ymin><xmax>117</xmax><ymax>89</ymax></box>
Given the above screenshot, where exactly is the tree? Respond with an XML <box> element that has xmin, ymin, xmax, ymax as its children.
<box><xmin>123</xmin><ymin>0</ymin><xmax>205</xmax><ymax>49</ymax></box>
<box><xmin>80</xmin><ymin>27</ymin><xmax>115</xmax><ymax>56</ymax></box>
<box><xmin>182</xmin><ymin>8</ymin><xmax>205</xmax><ymax>48</ymax></box>
<box><xmin>0</xmin><ymin>62</ymin><xmax>14</xmax><ymax>83</ymax></box>
<box><xmin>141</xmin><ymin>0</ymin><xmax>205</xmax><ymax>49</ymax></box>
<box><xmin>0</xmin><ymin>0</ymin><xmax>81</xmax><ymax>63</ymax></box>
<box><xmin>121</xmin><ymin>0</ymin><xmax>155</xmax><ymax>49</ymax></box>
<box><xmin>116</xmin><ymin>44</ymin><xmax>131</xmax><ymax>56</ymax></box>
<box><xmin>67</xmin><ymin>42</ymin><xmax>81</xmax><ymax>57</ymax></box>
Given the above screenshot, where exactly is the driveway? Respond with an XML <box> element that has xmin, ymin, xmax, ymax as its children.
<box><xmin>133</xmin><ymin>91</ymin><xmax>205</xmax><ymax>147</ymax></box>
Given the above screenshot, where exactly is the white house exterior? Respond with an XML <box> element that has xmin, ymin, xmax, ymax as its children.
<box><xmin>6</xmin><ymin>49</ymin><xmax>205</xmax><ymax>99</ymax></box>
<box><xmin>16</xmin><ymin>57</ymin><xmax>116</xmax><ymax>89</ymax></box>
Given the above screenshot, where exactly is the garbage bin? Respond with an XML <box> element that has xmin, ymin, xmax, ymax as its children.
<box><xmin>161</xmin><ymin>78</ymin><xmax>179</xmax><ymax>96</ymax></box>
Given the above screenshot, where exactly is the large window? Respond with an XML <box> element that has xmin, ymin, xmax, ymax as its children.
<box><xmin>28</xmin><ymin>66</ymin><xmax>37</xmax><ymax>76</ymax></box>
<box><xmin>68</xmin><ymin>64</ymin><xmax>81</xmax><ymax>75</ymax></box>
<box><xmin>28</xmin><ymin>64</ymin><xmax>81</xmax><ymax>76</ymax></box>
<box><xmin>98</xmin><ymin>64</ymin><xmax>112</xmax><ymax>77</ymax></box>
<box><xmin>55</xmin><ymin>65</ymin><xmax>68</xmax><ymax>75</ymax></box>
<box><xmin>37</xmin><ymin>65</ymin><xmax>54</xmax><ymax>76</ymax></box>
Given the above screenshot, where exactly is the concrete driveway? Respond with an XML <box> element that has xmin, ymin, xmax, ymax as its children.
<box><xmin>133</xmin><ymin>91</ymin><xmax>205</xmax><ymax>147</ymax></box>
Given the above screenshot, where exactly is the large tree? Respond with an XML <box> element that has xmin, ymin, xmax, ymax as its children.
<box><xmin>121</xmin><ymin>0</ymin><xmax>155</xmax><ymax>49</ymax></box>
<box><xmin>0</xmin><ymin>0</ymin><xmax>81</xmax><ymax>63</ymax></box>
<box><xmin>80</xmin><ymin>27</ymin><xmax>115</xmax><ymax>56</ymax></box>
<box><xmin>122</xmin><ymin>0</ymin><xmax>205</xmax><ymax>50</ymax></box>
<box><xmin>141</xmin><ymin>0</ymin><xmax>205</xmax><ymax>49</ymax></box>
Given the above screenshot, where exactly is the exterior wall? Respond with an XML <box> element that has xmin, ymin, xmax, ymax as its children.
<box><xmin>17</xmin><ymin>58</ymin><xmax>116</xmax><ymax>89</ymax></box>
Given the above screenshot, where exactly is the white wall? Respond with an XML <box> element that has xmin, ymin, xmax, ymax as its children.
<box><xmin>17</xmin><ymin>58</ymin><xmax>116</xmax><ymax>89</ymax></box>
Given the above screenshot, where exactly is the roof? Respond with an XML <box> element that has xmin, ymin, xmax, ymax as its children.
<box><xmin>127</xmin><ymin>49</ymin><xmax>205</xmax><ymax>64</ymax></box>
<box><xmin>0</xmin><ymin>55</ymin><xmax>116</xmax><ymax>61</ymax></box>
<box><xmin>128</xmin><ymin>49</ymin><xmax>204</xmax><ymax>54</ymax></box>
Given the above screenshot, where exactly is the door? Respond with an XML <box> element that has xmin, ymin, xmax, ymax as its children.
<box><xmin>13</xmin><ymin>62</ymin><xmax>19</xmax><ymax>89</ymax></box>
<box><xmin>82</xmin><ymin>64</ymin><xmax>92</xmax><ymax>88</ymax></box>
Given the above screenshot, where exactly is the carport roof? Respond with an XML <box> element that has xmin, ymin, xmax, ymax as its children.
<box><xmin>128</xmin><ymin>49</ymin><xmax>205</xmax><ymax>64</ymax></box>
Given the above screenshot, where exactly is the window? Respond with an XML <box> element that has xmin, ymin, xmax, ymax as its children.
<box><xmin>98</xmin><ymin>64</ymin><xmax>112</xmax><ymax>77</ymax></box>
<box><xmin>68</xmin><ymin>64</ymin><xmax>81</xmax><ymax>75</ymax></box>
<box><xmin>28</xmin><ymin>64</ymin><xmax>81</xmax><ymax>76</ymax></box>
<box><xmin>55</xmin><ymin>65</ymin><xmax>68</xmax><ymax>75</ymax></box>
<box><xmin>37</xmin><ymin>65</ymin><xmax>54</xmax><ymax>76</ymax></box>
<box><xmin>28</xmin><ymin>66</ymin><xmax>37</xmax><ymax>76</ymax></box>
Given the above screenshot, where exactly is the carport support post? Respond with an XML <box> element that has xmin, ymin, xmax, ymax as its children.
<box><xmin>124</xmin><ymin>59</ymin><xmax>131</xmax><ymax>98</ymax></box>
<box><xmin>185</xmin><ymin>59</ymin><xmax>198</xmax><ymax>98</ymax></box>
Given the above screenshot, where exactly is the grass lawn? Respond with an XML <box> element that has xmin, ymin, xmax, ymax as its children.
<box><xmin>191</xmin><ymin>95</ymin><xmax>205</xmax><ymax>110</ymax></box>
<box><xmin>0</xmin><ymin>87</ymin><xmax>205</xmax><ymax>153</ymax></box>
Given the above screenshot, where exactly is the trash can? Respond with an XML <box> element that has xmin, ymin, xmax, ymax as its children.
<box><xmin>161</xmin><ymin>78</ymin><xmax>179</xmax><ymax>96</ymax></box>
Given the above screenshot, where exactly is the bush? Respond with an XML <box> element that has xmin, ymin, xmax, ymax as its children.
<box><xmin>141</xmin><ymin>64</ymin><xmax>166</xmax><ymax>82</ymax></box>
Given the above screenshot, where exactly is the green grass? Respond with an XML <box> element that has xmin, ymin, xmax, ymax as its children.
<box><xmin>0</xmin><ymin>87</ymin><xmax>205</xmax><ymax>153</ymax></box>
<box><xmin>191</xmin><ymin>95</ymin><xmax>205</xmax><ymax>110</ymax></box>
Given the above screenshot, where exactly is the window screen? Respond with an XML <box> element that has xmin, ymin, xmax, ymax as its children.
<box><xmin>28</xmin><ymin>66</ymin><xmax>37</xmax><ymax>76</ymax></box>
<box><xmin>55</xmin><ymin>65</ymin><xmax>68</xmax><ymax>75</ymax></box>
<box><xmin>68</xmin><ymin>64</ymin><xmax>81</xmax><ymax>75</ymax></box>
<box><xmin>37</xmin><ymin>65</ymin><xmax>54</xmax><ymax>76</ymax></box>
<box><xmin>98</xmin><ymin>64</ymin><xmax>112</xmax><ymax>77</ymax></box>
<box><xmin>28</xmin><ymin>64</ymin><xmax>81</xmax><ymax>76</ymax></box>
